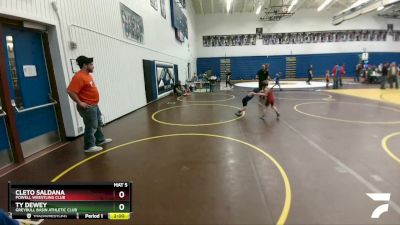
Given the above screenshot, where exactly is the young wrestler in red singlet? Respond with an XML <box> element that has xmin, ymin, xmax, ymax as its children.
<box><xmin>254</xmin><ymin>81</ymin><xmax>280</xmax><ymax>119</ymax></box>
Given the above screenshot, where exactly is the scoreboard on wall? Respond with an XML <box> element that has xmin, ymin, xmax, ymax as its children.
<box><xmin>8</xmin><ymin>182</ymin><xmax>132</xmax><ymax>220</ymax></box>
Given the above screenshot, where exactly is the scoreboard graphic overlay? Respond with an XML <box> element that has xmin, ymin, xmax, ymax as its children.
<box><xmin>8</xmin><ymin>182</ymin><xmax>132</xmax><ymax>220</ymax></box>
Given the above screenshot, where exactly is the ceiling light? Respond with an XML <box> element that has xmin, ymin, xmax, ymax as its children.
<box><xmin>226</xmin><ymin>0</ymin><xmax>233</xmax><ymax>13</ymax></box>
<box><xmin>345</xmin><ymin>0</ymin><xmax>371</xmax><ymax>11</ymax></box>
<box><xmin>288</xmin><ymin>0</ymin><xmax>298</xmax><ymax>12</ymax></box>
<box><xmin>332</xmin><ymin>0</ymin><xmax>400</xmax><ymax>25</ymax></box>
<box><xmin>256</xmin><ymin>5</ymin><xmax>262</xmax><ymax>14</ymax></box>
<box><xmin>377</xmin><ymin>0</ymin><xmax>385</xmax><ymax>11</ymax></box>
<box><xmin>318</xmin><ymin>0</ymin><xmax>334</xmax><ymax>11</ymax></box>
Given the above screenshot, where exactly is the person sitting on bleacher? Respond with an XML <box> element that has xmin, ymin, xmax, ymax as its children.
<box><xmin>192</xmin><ymin>73</ymin><xmax>198</xmax><ymax>82</ymax></box>
<box><xmin>174</xmin><ymin>81</ymin><xmax>191</xmax><ymax>96</ymax></box>
<box><xmin>205</xmin><ymin>69</ymin><xmax>213</xmax><ymax>80</ymax></box>
<box><xmin>183</xmin><ymin>84</ymin><xmax>192</xmax><ymax>95</ymax></box>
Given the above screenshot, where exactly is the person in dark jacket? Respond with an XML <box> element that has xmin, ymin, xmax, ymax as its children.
<box><xmin>381</xmin><ymin>63</ymin><xmax>389</xmax><ymax>89</ymax></box>
<box><xmin>256</xmin><ymin>64</ymin><xmax>269</xmax><ymax>90</ymax></box>
<box><xmin>226</xmin><ymin>71</ymin><xmax>233</xmax><ymax>88</ymax></box>
<box><xmin>306</xmin><ymin>64</ymin><xmax>313</xmax><ymax>85</ymax></box>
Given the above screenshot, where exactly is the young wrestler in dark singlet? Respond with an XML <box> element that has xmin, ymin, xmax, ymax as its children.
<box><xmin>234</xmin><ymin>88</ymin><xmax>260</xmax><ymax>116</ymax></box>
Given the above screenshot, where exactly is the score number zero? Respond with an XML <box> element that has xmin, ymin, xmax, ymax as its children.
<box><xmin>114</xmin><ymin>182</ymin><xmax>129</xmax><ymax>211</ymax></box>
<box><xmin>118</xmin><ymin>191</ymin><xmax>125</xmax><ymax>211</ymax></box>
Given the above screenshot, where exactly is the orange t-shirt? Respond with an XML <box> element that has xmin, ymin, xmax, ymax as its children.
<box><xmin>67</xmin><ymin>71</ymin><xmax>99</xmax><ymax>105</ymax></box>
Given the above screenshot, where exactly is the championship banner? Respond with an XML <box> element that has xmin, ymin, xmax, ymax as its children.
<box><xmin>202</xmin><ymin>29</ymin><xmax>397</xmax><ymax>47</ymax></box>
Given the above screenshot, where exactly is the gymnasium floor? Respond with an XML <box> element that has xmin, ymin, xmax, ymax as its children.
<box><xmin>1</xmin><ymin>81</ymin><xmax>400</xmax><ymax>225</ymax></box>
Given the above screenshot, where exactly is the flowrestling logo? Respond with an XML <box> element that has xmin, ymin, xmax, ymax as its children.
<box><xmin>366</xmin><ymin>193</ymin><xmax>391</xmax><ymax>219</ymax></box>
